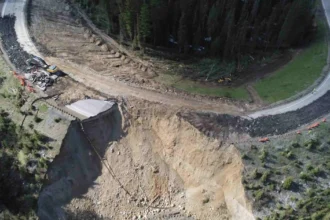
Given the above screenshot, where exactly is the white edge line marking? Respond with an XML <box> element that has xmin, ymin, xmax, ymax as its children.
<box><xmin>1</xmin><ymin>0</ymin><xmax>9</xmax><ymax>17</ymax></box>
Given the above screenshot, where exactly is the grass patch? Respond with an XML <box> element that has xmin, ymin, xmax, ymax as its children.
<box><xmin>38</xmin><ymin>104</ymin><xmax>48</xmax><ymax>113</ymax></box>
<box><xmin>17</xmin><ymin>150</ymin><xmax>28</xmax><ymax>167</ymax></box>
<box><xmin>254</xmin><ymin>17</ymin><xmax>327</xmax><ymax>103</ymax></box>
<box><xmin>173</xmin><ymin>79</ymin><xmax>249</xmax><ymax>100</ymax></box>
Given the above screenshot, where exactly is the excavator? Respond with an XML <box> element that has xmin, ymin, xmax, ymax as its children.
<box><xmin>218</xmin><ymin>77</ymin><xmax>232</xmax><ymax>84</ymax></box>
<box><xmin>26</xmin><ymin>56</ymin><xmax>61</xmax><ymax>75</ymax></box>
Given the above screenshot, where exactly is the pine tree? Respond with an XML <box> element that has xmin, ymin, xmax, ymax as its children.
<box><xmin>92</xmin><ymin>0</ymin><xmax>111</xmax><ymax>34</ymax></box>
<box><xmin>122</xmin><ymin>0</ymin><xmax>134</xmax><ymax>40</ymax></box>
<box><xmin>278</xmin><ymin>0</ymin><xmax>312</xmax><ymax>47</ymax></box>
<box><xmin>139</xmin><ymin>3</ymin><xmax>151</xmax><ymax>42</ymax></box>
<box><xmin>178</xmin><ymin>12</ymin><xmax>187</xmax><ymax>53</ymax></box>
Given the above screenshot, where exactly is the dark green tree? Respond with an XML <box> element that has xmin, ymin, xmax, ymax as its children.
<box><xmin>139</xmin><ymin>3</ymin><xmax>151</xmax><ymax>42</ymax></box>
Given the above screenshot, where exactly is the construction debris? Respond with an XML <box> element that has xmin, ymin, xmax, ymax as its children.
<box><xmin>259</xmin><ymin>137</ymin><xmax>269</xmax><ymax>143</ymax></box>
<box><xmin>23</xmin><ymin>56</ymin><xmax>65</xmax><ymax>91</ymax></box>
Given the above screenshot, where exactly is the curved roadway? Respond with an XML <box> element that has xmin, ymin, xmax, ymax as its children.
<box><xmin>1</xmin><ymin>0</ymin><xmax>330</xmax><ymax>119</ymax></box>
<box><xmin>250</xmin><ymin>0</ymin><xmax>330</xmax><ymax>118</ymax></box>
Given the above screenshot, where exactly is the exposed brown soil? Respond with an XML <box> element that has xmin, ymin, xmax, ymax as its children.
<box><xmin>27</xmin><ymin>0</ymin><xmax>256</xmax><ymax>114</ymax></box>
<box><xmin>42</xmin><ymin>99</ymin><xmax>253</xmax><ymax>220</ymax></box>
<box><xmin>233</xmin><ymin>52</ymin><xmax>293</xmax><ymax>86</ymax></box>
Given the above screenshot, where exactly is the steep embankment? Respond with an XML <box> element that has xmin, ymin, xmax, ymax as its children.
<box><xmin>62</xmin><ymin>100</ymin><xmax>253</xmax><ymax>220</ymax></box>
<box><xmin>37</xmin><ymin>104</ymin><xmax>122</xmax><ymax>219</ymax></box>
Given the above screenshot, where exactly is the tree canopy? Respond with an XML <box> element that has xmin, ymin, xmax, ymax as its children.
<box><xmin>76</xmin><ymin>0</ymin><xmax>315</xmax><ymax>59</ymax></box>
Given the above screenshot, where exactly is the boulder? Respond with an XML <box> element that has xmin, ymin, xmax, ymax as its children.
<box><xmin>101</xmin><ymin>44</ymin><xmax>109</xmax><ymax>52</ymax></box>
<box><xmin>83</xmin><ymin>32</ymin><xmax>91</xmax><ymax>39</ymax></box>
<box><xmin>95</xmin><ymin>40</ymin><xmax>103</xmax><ymax>46</ymax></box>
<box><xmin>89</xmin><ymin>36</ymin><xmax>96</xmax><ymax>43</ymax></box>
<box><xmin>114</xmin><ymin>52</ymin><xmax>121</xmax><ymax>58</ymax></box>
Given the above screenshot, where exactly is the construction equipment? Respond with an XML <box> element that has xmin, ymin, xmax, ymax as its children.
<box><xmin>46</xmin><ymin>65</ymin><xmax>60</xmax><ymax>74</ymax></box>
<box><xmin>259</xmin><ymin>137</ymin><xmax>269</xmax><ymax>143</ymax></box>
<box><xmin>308</xmin><ymin>123</ymin><xmax>320</xmax><ymax>130</ymax></box>
<box><xmin>26</xmin><ymin>56</ymin><xmax>48</xmax><ymax>68</ymax></box>
<box><xmin>218</xmin><ymin>77</ymin><xmax>232</xmax><ymax>84</ymax></box>
<box><xmin>218</xmin><ymin>78</ymin><xmax>224</xmax><ymax>83</ymax></box>
<box><xmin>26</xmin><ymin>57</ymin><xmax>61</xmax><ymax>74</ymax></box>
<box><xmin>24</xmin><ymin>57</ymin><xmax>65</xmax><ymax>91</ymax></box>
<box><xmin>225</xmin><ymin>77</ymin><xmax>232</xmax><ymax>82</ymax></box>
<box><xmin>26</xmin><ymin>85</ymin><xmax>36</xmax><ymax>93</ymax></box>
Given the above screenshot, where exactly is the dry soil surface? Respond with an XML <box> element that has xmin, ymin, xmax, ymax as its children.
<box><xmin>27</xmin><ymin>0</ymin><xmax>247</xmax><ymax>115</ymax></box>
<box><xmin>58</xmin><ymin>100</ymin><xmax>254</xmax><ymax>220</ymax></box>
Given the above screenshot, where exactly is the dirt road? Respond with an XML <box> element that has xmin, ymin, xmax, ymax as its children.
<box><xmin>2</xmin><ymin>0</ymin><xmax>330</xmax><ymax>118</ymax></box>
<box><xmin>1</xmin><ymin>0</ymin><xmax>245</xmax><ymax>115</ymax></box>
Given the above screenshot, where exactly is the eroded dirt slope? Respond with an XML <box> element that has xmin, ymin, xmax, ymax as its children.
<box><xmin>38</xmin><ymin>105</ymin><xmax>122</xmax><ymax>219</ymax></box>
<box><xmin>60</xmin><ymin>100</ymin><xmax>253</xmax><ymax>220</ymax></box>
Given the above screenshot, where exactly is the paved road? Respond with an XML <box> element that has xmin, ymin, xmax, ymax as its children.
<box><xmin>1</xmin><ymin>0</ymin><xmax>330</xmax><ymax>119</ymax></box>
<box><xmin>249</xmin><ymin>0</ymin><xmax>330</xmax><ymax>118</ymax></box>
<box><xmin>1</xmin><ymin>0</ymin><xmax>41</xmax><ymax>57</ymax></box>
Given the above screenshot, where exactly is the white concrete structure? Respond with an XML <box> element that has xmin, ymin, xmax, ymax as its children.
<box><xmin>66</xmin><ymin>99</ymin><xmax>115</xmax><ymax>118</ymax></box>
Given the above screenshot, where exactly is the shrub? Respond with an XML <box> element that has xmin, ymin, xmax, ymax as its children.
<box><xmin>254</xmin><ymin>190</ymin><xmax>264</xmax><ymax>201</ymax></box>
<box><xmin>22</xmin><ymin>146</ymin><xmax>30</xmax><ymax>154</ymax></box>
<box><xmin>38</xmin><ymin>158</ymin><xmax>47</xmax><ymax>168</ymax></box>
<box><xmin>246</xmin><ymin>183</ymin><xmax>262</xmax><ymax>190</ymax></box>
<box><xmin>311</xmin><ymin>208</ymin><xmax>329</xmax><ymax>220</ymax></box>
<box><xmin>54</xmin><ymin>118</ymin><xmax>61</xmax><ymax>123</ymax></box>
<box><xmin>307</xmin><ymin>163</ymin><xmax>314</xmax><ymax>171</ymax></box>
<box><xmin>291</xmin><ymin>142</ymin><xmax>300</xmax><ymax>148</ymax></box>
<box><xmin>274</xmin><ymin>170</ymin><xmax>282</xmax><ymax>175</ymax></box>
<box><xmin>261</xmin><ymin>171</ymin><xmax>270</xmax><ymax>183</ymax></box>
<box><xmin>307</xmin><ymin>189</ymin><xmax>316</xmax><ymax>197</ymax></box>
<box><xmin>34</xmin><ymin>116</ymin><xmax>43</xmax><ymax>123</ymax></box>
<box><xmin>326</xmin><ymin>162</ymin><xmax>330</xmax><ymax>169</ymax></box>
<box><xmin>310</xmin><ymin>167</ymin><xmax>321</xmax><ymax>176</ymax></box>
<box><xmin>241</xmin><ymin>153</ymin><xmax>248</xmax><ymax>159</ymax></box>
<box><xmin>276</xmin><ymin>202</ymin><xmax>283</xmax><ymax>210</ymax></box>
<box><xmin>297</xmin><ymin>200</ymin><xmax>305</xmax><ymax>208</ymax></box>
<box><xmin>304</xmin><ymin>139</ymin><xmax>320</xmax><ymax>150</ymax></box>
<box><xmin>285</xmin><ymin>151</ymin><xmax>293</xmax><ymax>159</ymax></box>
<box><xmin>259</xmin><ymin>148</ymin><xmax>268</xmax><ymax>162</ymax></box>
<box><xmin>34</xmin><ymin>174</ymin><xmax>41</xmax><ymax>182</ymax></box>
<box><xmin>251</xmin><ymin>168</ymin><xmax>260</xmax><ymax>179</ymax></box>
<box><xmin>268</xmin><ymin>184</ymin><xmax>275</xmax><ymax>191</ymax></box>
<box><xmin>28</xmin><ymin>123</ymin><xmax>34</xmax><ymax>129</ymax></box>
<box><xmin>290</xmin><ymin>197</ymin><xmax>298</xmax><ymax>202</ymax></box>
<box><xmin>300</xmin><ymin>172</ymin><xmax>312</xmax><ymax>181</ymax></box>
<box><xmin>282</xmin><ymin>177</ymin><xmax>293</xmax><ymax>190</ymax></box>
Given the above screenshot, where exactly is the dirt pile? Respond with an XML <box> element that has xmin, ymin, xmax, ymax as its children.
<box><xmin>181</xmin><ymin>90</ymin><xmax>330</xmax><ymax>139</ymax></box>
<box><xmin>0</xmin><ymin>16</ymin><xmax>30</xmax><ymax>70</ymax></box>
<box><xmin>60</xmin><ymin>100</ymin><xmax>253</xmax><ymax>220</ymax></box>
<box><xmin>28</xmin><ymin>0</ymin><xmax>156</xmax><ymax>88</ymax></box>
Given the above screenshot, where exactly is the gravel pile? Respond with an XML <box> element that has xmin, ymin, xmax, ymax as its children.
<box><xmin>0</xmin><ymin>15</ymin><xmax>30</xmax><ymax>71</ymax></box>
<box><xmin>181</xmin><ymin>90</ymin><xmax>330</xmax><ymax>138</ymax></box>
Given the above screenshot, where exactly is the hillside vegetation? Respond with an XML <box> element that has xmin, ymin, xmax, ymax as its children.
<box><xmin>0</xmin><ymin>110</ymin><xmax>50</xmax><ymax>218</ymax></box>
<box><xmin>75</xmin><ymin>0</ymin><xmax>315</xmax><ymax>60</ymax></box>
<box><xmin>239</xmin><ymin>123</ymin><xmax>330</xmax><ymax>219</ymax></box>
